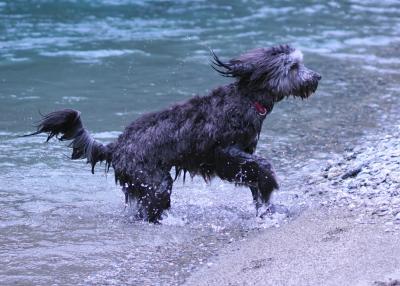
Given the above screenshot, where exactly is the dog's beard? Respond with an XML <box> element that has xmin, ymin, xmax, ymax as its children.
<box><xmin>295</xmin><ymin>84</ymin><xmax>318</xmax><ymax>99</ymax></box>
<box><xmin>287</xmin><ymin>69</ymin><xmax>321</xmax><ymax>99</ymax></box>
<box><xmin>271</xmin><ymin>83</ymin><xmax>318</xmax><ymax>102</ymax></box>
<box><xmin>286</xmin><ymin>76</ymin><xmax>320</xmax><ymax>100</ymax></box>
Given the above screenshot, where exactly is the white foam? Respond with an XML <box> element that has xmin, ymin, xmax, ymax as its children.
<box><xmin>61</xmin><ymin>96</ymin><xmax>87</xmax><ymax>102</ymax></box>
<box><xmin>40</xmin><ymin>49</ymin><xmax>150</xmax><ymax>62</ymax></box>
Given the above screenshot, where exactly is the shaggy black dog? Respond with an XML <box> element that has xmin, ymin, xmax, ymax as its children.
<box><xmin>27</xmin><ymin>45</ymin><xmax>321</xmax><ymax>222</ymax></box>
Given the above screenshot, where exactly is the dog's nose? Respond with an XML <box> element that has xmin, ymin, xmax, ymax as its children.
<box><xmin>315</xmin><ymin>73</ymin><xmax>322</xmax><ymax>80</ymax></box>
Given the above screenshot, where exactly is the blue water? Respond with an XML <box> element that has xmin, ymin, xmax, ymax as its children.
<box><xmin>1</xmin><ymin>1</ymin><xmax>400</xmax><ymax>285</ymax></box>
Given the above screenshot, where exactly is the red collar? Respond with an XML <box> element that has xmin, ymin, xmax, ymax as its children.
<box><xmin>254</xmin><ymin>101</ymin><xmax>268</xmax><ymax>116</ymax></box>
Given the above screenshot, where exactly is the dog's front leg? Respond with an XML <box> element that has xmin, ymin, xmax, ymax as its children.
<box><xmin>215</xmin><ymin>146</ymin><xmax>279</xmax><ymax>213</ymax></box>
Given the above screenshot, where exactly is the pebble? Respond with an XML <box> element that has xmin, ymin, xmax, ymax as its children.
<box><xmin>341</xmin><ymin>166</ymin><xmax>362</xmax><ymax>180</ymax></box>
<box><xmin>308</xmin><ymin>127</ymin><xmax>400</xmax><ymax>227</ymax></box>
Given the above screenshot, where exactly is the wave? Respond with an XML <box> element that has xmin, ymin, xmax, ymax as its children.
<box><xmin>40</xmin><ymin>49</ymin><xmax>150</xmax><ymax>62</ymax></box>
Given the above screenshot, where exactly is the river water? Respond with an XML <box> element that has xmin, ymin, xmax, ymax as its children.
<box><xmin>1</xmin><ymin>1</ymin><xmax>400</xmax><ymax>285</ymax></box>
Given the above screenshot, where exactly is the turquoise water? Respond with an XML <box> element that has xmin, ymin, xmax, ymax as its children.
<box><xmin>1</xmin><ymin>1</ymin><xmax>400</xmax><ymax>285</ymax></box>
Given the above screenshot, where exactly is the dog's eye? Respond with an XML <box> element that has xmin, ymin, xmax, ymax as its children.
<box><xmin>291</xmin><ymin>63</ymin><xmax>299</xmax><ymax>70</ymax></box>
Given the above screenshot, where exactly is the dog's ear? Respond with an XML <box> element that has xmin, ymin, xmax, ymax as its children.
<box><xmin>210</xmin><ymin>50</ymin><xmax>254</xmax><ymax>78</ymax></box>
<box><xmin>210</xmin><ymin>46</ymin><xmax>294</xmax><ymax>85</ymax></box>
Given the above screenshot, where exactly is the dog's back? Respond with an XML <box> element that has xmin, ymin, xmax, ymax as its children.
<box><xmin>111</xmin><ymin>83</ymin><xmax>264</xmax><ymax>183</ymax></box>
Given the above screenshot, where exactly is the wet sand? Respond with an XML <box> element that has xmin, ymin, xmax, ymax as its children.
<box><xmin>185</xmin><ymin>206</ymin><xmax>400</xmax><ymax>286</ymax></box>
<box><xmin>185</xmin><ymin>128</ymin><xmax>400</xmax><ymax>286</ymax></box>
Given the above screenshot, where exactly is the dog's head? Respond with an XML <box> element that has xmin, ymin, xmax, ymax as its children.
<box><xmin>211</xmin><ymin>45</ymin><xmax>321</xmax><ymax>101</ymax></box>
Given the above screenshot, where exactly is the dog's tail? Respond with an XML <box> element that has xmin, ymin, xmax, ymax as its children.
<box><xmin>24</xmin><ymin>109</ymin><xmax>113</xmax><ymax>174</ymax></box>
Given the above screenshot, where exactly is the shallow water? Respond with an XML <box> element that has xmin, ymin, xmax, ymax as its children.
<box><xmin>1</xmin><ymin>1</ymin><xmax>400</xmax><ymax>285</ymax></box>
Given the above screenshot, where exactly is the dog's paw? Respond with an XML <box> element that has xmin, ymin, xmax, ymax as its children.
<box><xmin>258</xmin><ymin>203</ymin><xmax>289</xmax><ymax>219</ymax></box>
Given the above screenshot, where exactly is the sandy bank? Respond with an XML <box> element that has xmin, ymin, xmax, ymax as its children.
<box><xmin>185</xmin><ymin>127</ymin><xmax>400</xmax><ymax>286</ymax></box>
<box><xmin>185</xmin><ymin>207</ymin><xmax>400</xmax><ymax>286</ymax></box>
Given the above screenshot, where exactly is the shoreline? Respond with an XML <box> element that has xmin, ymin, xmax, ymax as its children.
<box><xmin>184</xmin><ymin>206</ymin><xmax>400</xmax><ymax>286</ymax></box>
<box><xmin>185</xmin><ymin>127</ymin><xmax>400</xmax><ymax>286</ymax></box>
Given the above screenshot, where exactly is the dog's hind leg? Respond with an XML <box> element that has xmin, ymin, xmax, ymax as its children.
<box><xmin>124</xmin><ymin>171</ymin><xmax>173</xmax><ymax>223</ymax></box>
<box><xmin>215</xmin><ymin>146</ymin><xmax>279</xmax><ymax>214</ymax></box>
